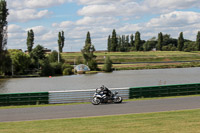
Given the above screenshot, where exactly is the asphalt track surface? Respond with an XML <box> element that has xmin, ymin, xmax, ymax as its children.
<box><xmin>1</xmin><ymin>96</ymin><xmax>200</xmax><ymax>122</ymax></box>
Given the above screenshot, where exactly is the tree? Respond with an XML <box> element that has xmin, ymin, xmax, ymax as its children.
<box><xmin>11</xmin><ymin>51</ymin><xmax>30</xmax><ymax>74</ymax></box>
<box><xmin>157</xmin><ymin>32</ymin><xmax>163</xmax><ymax>51</ymax></box>
<box><xmin>58</xmin><ymin>31</ymin><xmax>65</xmax><ymax>53</ymax></box>
<box><xmin>135</xmin><ymin>31</ymin><xmax>141</xmax><ymax>51</ymax></box>
<box><xmin>178</xmin><ymin>32</ymin><xmax>184</xmax><ymax>51</ymax></box>
<box><xmin>125</xmin><ymin>35</ymin><xmax>130</xmax><ymax>51</ymax></box>
<box><xmin>31</xmin><ymin>45</ymin><xmax>45</xmax><ymax>68</ymax></box>
<box><xmin>48</xmin><ymin>50</ymin><xmax>62</xmax><ymax>63</ymax></box>
<box><xmin>130</xmin><ymin>34</ymin><xmax>134</xmax><ymax>47</ymax></box>
<box><xmin>183</xmin><ymin>41</ymin><xmax>197</xmax><ymax>52</ymax></box>
<box><xmin>103</xmin><ymin>56</ymin><xmax>113</xmax><ymax>72</ymax></box>
<box><xmin>26</xmin><ymin>29</ymin><xmax>34</xmax><ymax>53</ymax></box>
<box><xmin>111</xmin><ymin>29</ymin><xmax>118</xmax><ymax>52</ymax></box>
<box><xmin>117</xmin><ymin>36</ymin><xmax>122</xmax><ymax>52</ymax></box>
<box><xmin>143</xmin><ymin>40</ymin><xmax>157</xmax><ymax>51</ymax></box>
<box><xmin>107</xmin><ymin>35</ymin><xmax>111</xmax><ymax>52</ymax></box>
<box><xmin>196</xmin><ymin>31</ymin><xmax>200</xmax><ymax>51</ymax></box>
<box><xmin>0</xmin><ymin>0</ymin><xmax>9</xmax><ymax>73</ymax></box>
<box><xmin>81</xmin><ymin>31</ymin><xmax>98</xmax><ymax>70</ymax></box>
<box><xmin>1</xmin><ymin>51</ymin><xmax>11</xmax><ymax>75</ymax></box>
<box><xmin>39</xmin><ymin>59</ymin><xmax>54</xmax><ymax>76</ymax></box>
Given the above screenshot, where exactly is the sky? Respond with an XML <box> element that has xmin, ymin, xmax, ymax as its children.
<box><xmin>6</xmin><ymin>0</ymin><xmax>200</xmax><ymax>52</ymax></box>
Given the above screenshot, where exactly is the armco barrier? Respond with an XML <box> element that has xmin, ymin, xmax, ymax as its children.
<box><xmin>0</xmin><ymin>92</ymin><xmax>49</xmax><ymax>106</ymax></box>
<box><xmin>49</xmin><ymin>88</ymin><xmax>129</xmax><ymax>104</ymax></box>
<box><xmin>1</xmin><ymin>83</ymin><xmax>200</xmax><ymax>106</ymax></box>
<box><xmin>129</xmin><ymin>83</ymin><xmax>200</xmax><ymax>99</ymax></box>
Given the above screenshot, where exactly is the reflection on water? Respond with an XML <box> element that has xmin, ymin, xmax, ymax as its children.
<box><xmin>0</xmin><ymin>79</ymin><xmax>8</xmax><ymax>93</ymax></box>
<box><xmin>0</xmin><ymin>67</ymin><xmax>200</xmax><ymax>94</ymax></box>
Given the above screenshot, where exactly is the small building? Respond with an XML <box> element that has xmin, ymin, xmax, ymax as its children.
<box><xmin>74</xmin><ymin>64</ymin><xmax>90</xmax><ymax>73</ymax></box>
<box><xmin>43</xmin><ymin>48</ymin><xmax>51</xmax><ymax>53</ymax></box>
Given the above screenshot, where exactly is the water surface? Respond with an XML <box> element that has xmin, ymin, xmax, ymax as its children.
<box><xmin>0</xmin><ymin>67</ymin><xmax>200</xmax><ymax>93</ymax></box>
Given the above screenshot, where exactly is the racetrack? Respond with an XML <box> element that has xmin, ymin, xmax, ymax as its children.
<box><xmin>1</xmin><ymin>96</ymin><xmax>200</xmax><ymax>122</ymax></box>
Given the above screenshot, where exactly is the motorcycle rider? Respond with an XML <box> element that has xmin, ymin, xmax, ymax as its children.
<box><xmin>100</xmin><ymin>85</ymin><xmax>112</xmax><ymax>98</ymax></box>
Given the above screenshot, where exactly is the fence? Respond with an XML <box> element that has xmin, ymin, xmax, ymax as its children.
<box><xmin>49</xmin><ymin>88</ymin><xmax>129</xmax><ymax>104</ymax></box>
<box><xmin>129</xmin><ymin>83</ymin><xmax>200</xmax><ymax>99</ymax></box>
<box><xmin>1</xmin><ymin>83</ymin><xmax>200</xmax><ymax>106</ymax></box>
<box><xmin>0</xmin><ymin>92</ymin><xmax>49</xmax><ymax>106</ymax></box>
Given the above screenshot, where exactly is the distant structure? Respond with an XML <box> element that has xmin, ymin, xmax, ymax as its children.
<box><xmin>43</xmin><ymin>48</ymin><xmax>51</xmax><ymax>53</ymax></box>
<box><xmin>74</xmin><ymin>64</ymin><xmax>90</xmax><ymax>73</ymax></box>
<box><xmin>25</xmin><ymin>48</ymin><xmax>51</xmax><ymax>53</ymax></box>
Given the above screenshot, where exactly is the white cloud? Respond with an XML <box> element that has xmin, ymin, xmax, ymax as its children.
<box><xmin>144</xmin><ymin>0</ymin><xmax>200</xmax><ymax>11</ymax></box>
<box><xmin>7</xmin><ymin>0</ymin><xmax>69</xmax><ymax>9</ymax></box>
<box><xmin>8</xmin><ymin>24</ymin><xmax>24</xmax><ymax>33</ymax></box>
<box><xmin>77</xmin><ymin>0</ymin><xmax>200</xmax><ymax>18</ymax></box>
<box><xmin>8</xmin><ymin>9</ymin><xmax>51</xmax><ymax>22</ymax></box>
<box><xmin>147</xmin><ymin>11</ymin><xmax>200</xmax><ymax>28</ymax></box>
<box><xmin>27</xmin><ymin>26</ymin><xmax>48</xmax><ymax>36</ymax></box>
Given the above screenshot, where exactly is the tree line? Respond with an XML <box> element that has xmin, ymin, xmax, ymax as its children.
<box><xmin>108</xmin><ymin>29</ymin><xmax>200</xmax><ymax>52</ymax></box>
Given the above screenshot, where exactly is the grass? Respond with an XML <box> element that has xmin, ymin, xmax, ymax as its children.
<box><xmin>61</xmin><ymin>51</ymin><xmax>200</xmax><ymax>64</ymax></box>
<box><xmin>1</xmin><ymin>109</ymin><xmax>200</xmax><ymax>133</ymax></box>
<box><xmin>112</xmin><ymin>62</ymin><xmax>200</xmax><ymax>70</ymax></box>
<box><xmin>61</xmin><ymin>51</ymin><xmax>200</xmax><ymax>71</ymax></box>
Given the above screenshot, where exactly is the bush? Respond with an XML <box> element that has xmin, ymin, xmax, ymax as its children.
<box><xmin>63</xmin><ymin>68</ymin><xmax>73</xmax><ymax>75</ymax></box>
<box><xmin>40</xmin><ymin>59</ymin><xmax>54</xmax><ymax>76</ymax></box>
<box><xmin>183</xmin><ymin>42</ymin><xmax>197</xmax><ymax>52</ymax></box>
<box><xmin>75</xmin><ymin>56</ymin><xmax>83</xmax><ymax>65</ymax></box>
<box><xmin>88</xmin><ymin>59</ymin><xmax>98</xmax><ymax>71</ymax></box>
<box><xmin>50</xmin><ymin>62</ymin><xmax>62</xmax><ymax>75</ymax></box>
<box><xmin>62</xmin><ymin>63</ymin><xmax>73</xmax><ymax>75</ymax></box>
<box><xmin>48</xmin><ymin>50</ymin><xmax>64</xmax><ymax>63</ymax></box>
<box><xmin>103</xmin><ymin>56</ymin><xmax>113</xmax><ymax>72</ymax></box>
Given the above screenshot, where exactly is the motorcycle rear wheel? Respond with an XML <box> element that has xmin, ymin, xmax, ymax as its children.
<box><xmin>114</xmin><ymin>96</ymin><xmax>123</xmax><ymax>103</ymax></box>
<box><xmin>91</xmin><ymin>97</ymin><xmax>101</xmax><ymax>105</ymax></box>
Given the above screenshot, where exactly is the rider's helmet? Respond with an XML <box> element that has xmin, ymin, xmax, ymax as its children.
<box><xmin>100</xmin><ymin>85</ymin><xmax>105</xmax><ymax>90</ymax></box>
<box><xmin>96</xmin><ymin>88</ymin><xmax>101</xmax><ymax>93</ymax></box>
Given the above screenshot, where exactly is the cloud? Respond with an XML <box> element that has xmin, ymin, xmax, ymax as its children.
<box><xmin>8</xmin><ymin>24</ymin><xmax>24</xmax><ymax>33</ymax></box>
<box><xmin>118</xmin><ymin>11</ymin><xmax>200</xmax><ymax>40</ymax></box>
<box><xmin>7</xmin><ymin>0</ymin><xmax>69</xmax><ymax>9</ymax></box>
<box><xmin>144</xmin><ymin>0</ymin><xmax>200</xmax><ymax>11</ymax></box>
<box><xmin>77</xmin><ymin>0</ymin><xmax>200</xmax><ymax>18</ymax></box>
<box><xmin>27</xmin><ymin>26</ymin><xmax>48</xmax><ymax>36</ymax></box>
<box><xmin>77</xmin><ymin>2</ymin><xmax>143</xmax><ymax>17</ymax></box>
<box><xmin>147</xmin><ymin>11</ymin><xmax>200</xmax><ymax>28</ymax></box>
<box><xmin>8</xmin><ymin>9</ymin><xmax>51</xmax><ymax>22</ymax></box>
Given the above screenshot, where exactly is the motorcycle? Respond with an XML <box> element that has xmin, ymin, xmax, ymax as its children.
<box><xmin>91</xmin><ymin>89</ymin><xmax>123</xmax><ymax>105</ymax></box>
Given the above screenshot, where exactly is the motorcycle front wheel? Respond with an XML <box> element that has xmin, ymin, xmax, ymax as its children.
<box><xmin>114</xmin><ymin>96</ymin><xmax>123</xmax><ymax>103</ymax></box>
<box><xmin>91</xmin><ymin>97</ymin><xmax>101</xmax><ymax>105</ymax></box>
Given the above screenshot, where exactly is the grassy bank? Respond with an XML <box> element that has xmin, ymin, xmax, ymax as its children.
<box><xmin>62</xmin><ymin>51</ymin><xmax>200</xmax><ymax>64</ymax></box>
<box><xmin>111</xmin><ymin>62</ymin><xmax>200</xmax><ymax>70</ymax></box>
<box><xmin>62</xmin><ymin>51</ymin><xmax>200</xmax><ymax>71</ymax></box>
<box><xmin>1</xmin><ymin>109</ymin><xmax>200</xmax><ymax>133</ymax></box>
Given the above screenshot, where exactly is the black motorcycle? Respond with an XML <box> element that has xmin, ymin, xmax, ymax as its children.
<box><xmin>91</xmin><ymin>88</ymin><xmax>123</xmax><ymax>105</ymax></box>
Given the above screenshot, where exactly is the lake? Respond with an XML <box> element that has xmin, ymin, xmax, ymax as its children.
<box><xmin>0</xmin><ymin>67</ymin><xmax>200</xmax><ymax>94</ymax></box>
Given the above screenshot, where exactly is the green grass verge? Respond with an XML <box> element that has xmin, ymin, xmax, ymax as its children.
<box><xmin>1</xmin><ymin>109</ymin><xmax>200</xmax><ymax>133</ymax></box>
<box><xmin>0</xmin><ymin>102</ymin><xmax>90</xmax><ymax>109</ymax></box>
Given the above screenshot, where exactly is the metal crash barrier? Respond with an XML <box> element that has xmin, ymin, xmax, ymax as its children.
<box><xmin>1</xmin><ymin>83</ymin><xmax>200</xmax><ymax>106</ymax></box>
<box><xmin>49</xmin><ymin>88</ymin><xmax>130</xmax><ymax>104</ymax></box>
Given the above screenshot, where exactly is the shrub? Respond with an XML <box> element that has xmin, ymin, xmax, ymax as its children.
<box><xmin>88</xmin><ymin>59</ymin><xmax>98</xmax><ymax>71</ymax></box>
<box><xmin>103</xmin><ymin>56</ymin><xmax>113</xmax><ymax>72</ymax></box>
<box><xmin>63</xmin><ymin>68</ymin><xmax>73</xmax><ymax>75</ymax></box>
<box><xmin>62</xmin><ymin>63</ymin><xmax>73</xmax><ymax>75</ymax></box>
<box><xmin>40</xmin><ymin>59</ymin><xmax>54</xmax><ymax>76</ymax></box>
<box><xmin>50</xmin><ymin>62</ymin><xmax>62</xmax><ymax>75</ymax></box>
